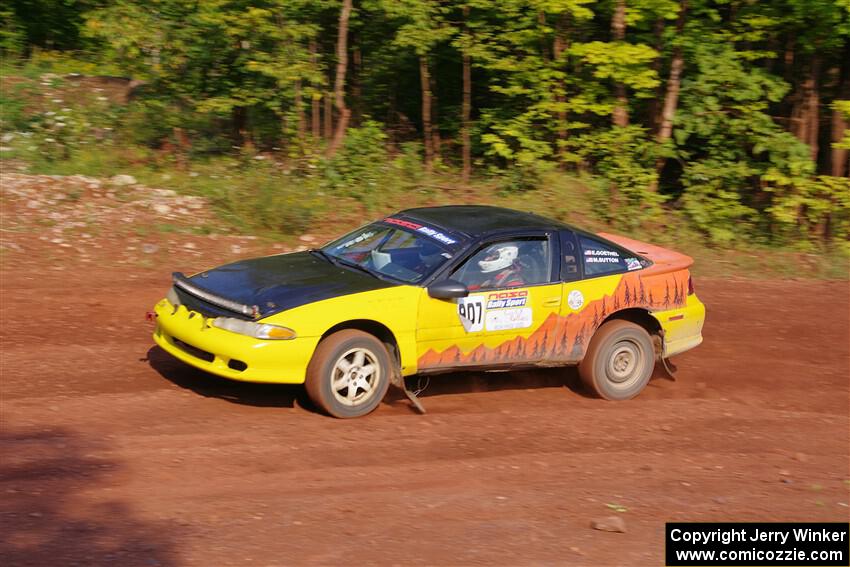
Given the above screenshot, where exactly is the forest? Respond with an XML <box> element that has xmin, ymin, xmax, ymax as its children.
<box><xmin>2</xmin><ymin>0</ymin><xmax>849</xmax><ymax>251</ymax></box>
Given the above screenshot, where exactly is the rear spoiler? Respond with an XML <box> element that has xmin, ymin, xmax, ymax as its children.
<box><xmin>597</xmin><ymin>233</ymin><xmax>694</xmax><ymax>274</ymax></box>
<box><xmin>172</xmin><ymin>272</ymin><xmax>260</xmax><ymax>318</ymax></box>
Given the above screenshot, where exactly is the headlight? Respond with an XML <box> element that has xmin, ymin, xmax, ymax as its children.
<box><xmin>212</xmin><ymin>317</ymin><xmax>297</xmax><ymax>340</ymax></box>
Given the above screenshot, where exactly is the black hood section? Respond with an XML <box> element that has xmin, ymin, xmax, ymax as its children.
<box><xmin>174</xmin><ymin>251</ymin><xmax>395</xmax><ymax>319</ymax></box>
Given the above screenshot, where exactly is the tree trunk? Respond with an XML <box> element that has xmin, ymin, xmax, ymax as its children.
<box><xmin>420</xmin><ymin>55</ymin><xmax>434</xmax><ymax>172</ymax></box>
<box><xmin>553</xmin><ymin>13</ymin><xmax>569</xmax><ymax>161</ymax></box>
<box><xmin>611</xmin><ymin>0</ymin><xmax>629</xmax><ymax>127</ymax></box>
<box><xmin>831</xmin><ymin>45</ymin><xmax>849</xmax><ymax>177</ymax></box>
<box><xmin>656</xmin><ymin>2</ymin><xmax>687</xmax><ymax>147</ymax></box>
<box><xmin>462</xmin><ymin>42</ymin><xmax>472</xmax><ymax>183</ymax></box>
<box><xmin>324</xmin><ymin>94</ymin><xmax>333</xmax><ymax>140</ymax></box>
<box><xmin>295</xmin><ymin>79</ymin><xmax>305</xmax><ymax>143</ymax></box>
<box><xmin>352</xmin><ymin>44</ymin><xmax>362</xmax><ymax>126</ymax></box>
<box><xmin>310</xmin><ymin>40</ymin><xmax>320</xmax><ymax>140</ymax></box>
<box><xmin>647</xmin><ymin>17</ymin><xmax>666</xmax><ymax>133</ymax></box>
<box><xmin>233</xmin><ymin>106</ymin><xmax>253</xmax><ymax>151</ymax></box>
<box><xmin>430</xmin><ymin>69</ymin><xmax>441</xmax><ymax>163</ymax></box>
<box><xmin>538</xmin><ymin>11</ymin><xmax>549</xmax><ymax>61</ymax></box>
<box><xmin>327</xmin><ymin>0</ymin><xmax>353</xmax><ymax>156</ymax></box>
<box><xmin>806</xmin><ymin>56</ymin><xmax>821</xmax><ymax>164</ymax></box>
<box><xmin>652</xmin><ymin>1</ymin><xmax>687</xmax><ymax>190</ymax></box>
<box><xmin>461</xmin><ymin>5</ymin><xmax>472</xmax><ymax>183</ymax></box>
<box><xmin>793</xmin><ymin>57</ymin><xmax>821</xmax><ymax>163</ymax></box>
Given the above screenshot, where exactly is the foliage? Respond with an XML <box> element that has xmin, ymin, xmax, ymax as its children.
<box><xmin>0</xmin><ymin>0</ymin><xmax>848</xmax><ymax>254</ymax></box>
<box><xmin>674</xmin><ymin>41</ymin><xmax>815</xmax><ymax>244</ymax></box>
<box><xmin>322</xmin><ymin>121</ymin><xmax>390</xmax><ymax>200</ymax></box>
<box><xmin>570</xmin><ymin>126</ymin><xmax>665</xmax><ymax>230</ymax></box>
<box><xmin>0</xmin><ymin>6</ymin><xmax>25</xmax><ymax>58</ymax></box>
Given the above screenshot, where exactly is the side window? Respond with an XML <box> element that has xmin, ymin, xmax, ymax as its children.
<box><xmin>452</xmin><ymin>238</ymin><xmax>551</xmax><ymax>290</ymax></box>
<box><xmin>560</xmin><ymin>231</ymin><xmax>580</xmax><ymax>282</ymax></box>
<box><xmin>580</xmin><ymin>235</ymin><xmax>631</xmax><ymax>277</ymax></box>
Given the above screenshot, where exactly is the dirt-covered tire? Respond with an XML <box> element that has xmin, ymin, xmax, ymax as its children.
<box><xmin>305</xmin><ymin>330</ymin><xmax>391</xmax><ymax>418</ymax></box>
<box><xmin>579</xmin><ymin>320</ymin><xmax>655</xmax><ymax>401</ymax></box>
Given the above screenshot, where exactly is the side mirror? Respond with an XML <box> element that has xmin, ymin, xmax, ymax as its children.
<box><xmin>428</xmin><ymin>279</ymin><xmax>469</xmax><ymax>299</ymax></box>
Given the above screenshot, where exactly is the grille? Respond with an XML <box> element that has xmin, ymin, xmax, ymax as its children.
<box><xmin>173</xmin><ymin>337</ymin><xmax>215</xmax><ymax>363</ymax></box>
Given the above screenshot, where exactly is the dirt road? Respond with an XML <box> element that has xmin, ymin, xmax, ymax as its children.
<box><xmin>1</xmin><ymin>177</ymin><xmax>848</xmax><ymax>566</ymax></box>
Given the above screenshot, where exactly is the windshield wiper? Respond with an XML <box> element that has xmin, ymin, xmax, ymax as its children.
<box><xmin>334</xmin><ymin>257</ymin><xmax>384</xmax><ymax>280</ymax></box>
<box><xmin>310</xmin><ymin>248</ymin><xmax>339</xmax><ymax>265</ymax></box>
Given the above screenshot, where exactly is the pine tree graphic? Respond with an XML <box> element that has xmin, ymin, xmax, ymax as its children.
<box><xmin>572</xmin><ymin>323</ymin><xmax>587</xmax><ymax>357</ymax></box>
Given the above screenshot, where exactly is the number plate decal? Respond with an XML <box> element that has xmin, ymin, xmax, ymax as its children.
<box><xmin>457</xmin><ymin>295</ymin><xmax>485</xmax><ymax>332</ymax></box>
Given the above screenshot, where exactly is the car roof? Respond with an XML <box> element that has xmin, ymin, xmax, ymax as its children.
<box><xmin>396</xmin><ymin>205</ymin><xmax>573</xmax><ymax>239</ymax></box>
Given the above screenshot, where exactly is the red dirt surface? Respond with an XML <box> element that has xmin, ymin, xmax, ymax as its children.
<box><xmin>1</xmin><ymin>178</ymin><xmax>849</xmax><ymax>566</ymax></box>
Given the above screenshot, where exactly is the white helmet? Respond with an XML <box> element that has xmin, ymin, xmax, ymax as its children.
<box><xmin>478</xmin><ymin>244</ymin><xmax>519</xmax><ymax>273</ymax></box>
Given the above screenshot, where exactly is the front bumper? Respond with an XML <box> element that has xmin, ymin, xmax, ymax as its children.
<box><xmin>152</xmin><ymin>299</ymin><xmax>319</xmax><ymax>384</ymax></box>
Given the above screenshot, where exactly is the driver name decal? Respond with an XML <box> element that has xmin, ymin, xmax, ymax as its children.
<box><xmin>584</xmin><ymin>249</ymin><xmax>620</xmax><ymax>264</ymax></box>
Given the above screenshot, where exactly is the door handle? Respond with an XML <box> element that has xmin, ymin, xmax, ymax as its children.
<box><xmin>543</xmin><ymin>297</ymin><xmax>561</xmax><ymax>308</ymax></box>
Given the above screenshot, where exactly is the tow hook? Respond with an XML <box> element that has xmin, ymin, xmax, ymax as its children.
<box><xmin>145</xmin><ymin>311</ymin><xmax>157</xmax><ymax>323</ymax></box>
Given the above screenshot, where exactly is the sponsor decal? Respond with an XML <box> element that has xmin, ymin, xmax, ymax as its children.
<box><xmin>626</xmin><ymin>257</ymin><xmax>642</xmax><ymax>271</ymax></box>
<box><xmin>339</xmin><ymin>231</ymin><xmax>376</xmax><ymax>249</ymax></box>
<box><xmin>416</xmin><ymin>226</ymin><xmax>457</xmax><ymax>245</ymax></box>
<box><xmin>458</xmin><ymin>290</ymin><xmax>532</xmax><ymax>332</ymax></box>
<box><xmin>485</xmin><ymin>307</ymin><xmax>532</xmax><ymax>331</ymax></box>
<box><xmin>384</xmin><ymin>217</ymin><xmax>458</xmax><ymax>245</ymax></box>
<box><xmin>567</xmin><ymin>289</ymin><xmax>584</xmax><ymax>310</ymax></box>
<box><xmin>384</xmin><ymin>217</ymin><xmax>422</xmax><ymax>230</ymax></box>
<box><xmin>486</xmin><ymin>290</ymin><xmax>528</xmax><ymax>309</ymax></box>
<box><xmin>585</xmin><ymin>249</ymin><xmax>620</xmax><ymax>264</ymax></box>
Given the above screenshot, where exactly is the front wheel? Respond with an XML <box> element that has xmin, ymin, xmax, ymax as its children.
<box><xmin>305</xmin><ymin>330</ymin><xmax>391</xmax><ymax>418</ymax></box>
<box><xmin>579</xmin><ymin>320</ymin><xmax>655</xmax><ymax>400</ymax></box>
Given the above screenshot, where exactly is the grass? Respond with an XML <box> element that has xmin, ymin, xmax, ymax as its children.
<box><xmin>4</xmin><ymin>143</ymin><xmax>846</xmax><ymax>281</ymax></box>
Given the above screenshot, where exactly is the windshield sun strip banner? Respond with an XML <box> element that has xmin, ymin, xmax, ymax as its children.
<box><xmin>383</xmin><ymin>217</ymin><xmax>461</xmax><ymax>246</ymax></box>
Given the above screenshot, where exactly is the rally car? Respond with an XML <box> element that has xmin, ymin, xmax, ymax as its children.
<box><xmin>152</xmin><ymin>206</ymin><xmax>706</xmax><ymax>418</ymax></box>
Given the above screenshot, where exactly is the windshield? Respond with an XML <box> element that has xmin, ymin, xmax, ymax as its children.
<box><xmin>321</xmin><ymin>223</ymin><xmax>455</xmax><ymax>284</ymax></box>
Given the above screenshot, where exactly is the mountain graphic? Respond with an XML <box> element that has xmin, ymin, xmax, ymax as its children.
<box><xmin>418</xmin><ymin>270</ymin><xmax>689</xmax><ymax>370</ymax></box>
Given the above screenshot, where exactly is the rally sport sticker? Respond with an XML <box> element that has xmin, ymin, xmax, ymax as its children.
<box><xmin>457</xmin><ymin>290</ymin><xmax>532</xmax><ymax>332</ymax></box>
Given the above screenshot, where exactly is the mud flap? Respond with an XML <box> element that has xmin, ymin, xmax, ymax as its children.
<box><xmin>390</xmin><ymin>370</ymin><xmax>426</xmax><ymax>414</ymax></box>
<box><xmin>660</xmin><ymin>357</ymin><xmax>678</xmax><ymax>381</ymax></box>
<box><xmin>655</xmin><ymin>331</ymin><xmax>677</xmax><ymax>381</ymax></box>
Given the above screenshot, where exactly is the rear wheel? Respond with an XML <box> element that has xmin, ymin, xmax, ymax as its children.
<box><xmin>579</xmin><ymin>320</ymin><xmax>655</xmax><ymax>400</ymax></box>
<box><xmin>305</xmin><ymin>330</ymin><xmax>391</xmax><ymax>418</ymax></box>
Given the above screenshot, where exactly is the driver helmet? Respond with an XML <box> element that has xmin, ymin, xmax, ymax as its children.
<box><xmin>478</xmin><ymin>244</ymin><xmax>519</xmax><ymax>273</ymax></box>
